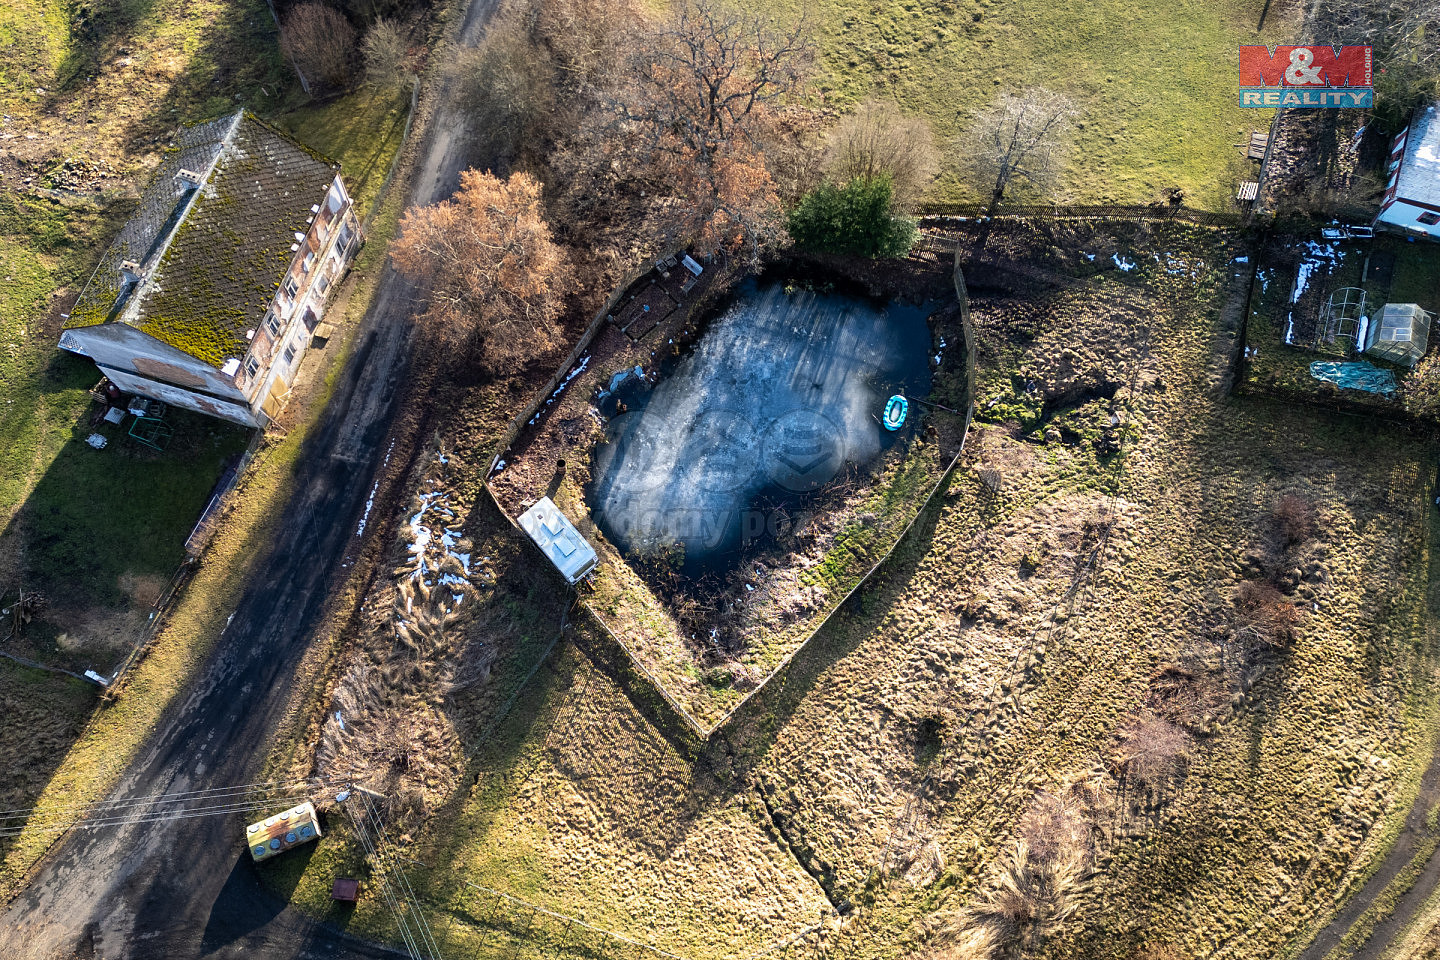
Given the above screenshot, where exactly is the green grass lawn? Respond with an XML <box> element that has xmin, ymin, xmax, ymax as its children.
<box><xmin>273</xmin><ymin>83</ymin><xmax>415</xmax><ymax>220</ymax></box>
<box><xmin>0</xmin><ymin>0</ymin><xmax>68</xmax><ymax>109</ymax></box>
<box><xmin>0</xmin><ymin>189</ymin><xmax>249</xmax><ymax>668</ymax></box>
<box><xmin>749</xmin><ymin>0</ymin><xmax>1285</xmax><ymax>208</ymax></box>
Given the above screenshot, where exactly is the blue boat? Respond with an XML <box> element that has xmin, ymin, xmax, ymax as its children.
<box><xmin>883</xmin><ymin>395</ymin><xmax>908</xmax><ymax>431</ymax></box>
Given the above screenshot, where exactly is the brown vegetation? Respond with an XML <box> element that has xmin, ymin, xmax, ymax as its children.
<box><xmin>1233</xmin><ymin>579</ymin><xmax>1303</xmax><ymax>650</ymax></box>
<box><xmin>280</xmin><ymin>3</ymin><xmax>359</xmax><ymax>90</ymax></box>
<box><xmin>361</xmin><ymin>18</ymin><xmax>410</xmax><ymax>87</ymax></box>
<box><xmin>1272</xmin><ymin>493</ymin><xmax>1317</xmax><ymax>549</ymax></box>
<box><xmin>571</xmin><ymin>0</ymin><xmax>812</xmax><ymax>258</ymax></box>
<box><xmin>391</xmin><ymin>170</ymin><xmax>572</xmax><ymax>367</ymax></box>
<box><xmin>823</xmin><ymin>100</ymin><xmax>939</xmax><ymax>211</ymax></box>
<box><xmin>1120</xmin><ymin>717</ymin><xmax>1190</xmax><ymax>786</ymax></box>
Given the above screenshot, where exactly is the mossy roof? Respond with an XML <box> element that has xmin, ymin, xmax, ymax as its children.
<box><xmin>65</xmin><ymin>111</ymin><xmax>340</xmax><ymax>369</ymax></box>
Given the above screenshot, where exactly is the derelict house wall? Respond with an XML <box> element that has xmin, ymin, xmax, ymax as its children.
<box><xmin>60</xmin><ymin>324</ymin><xmax>260</xmax><ymax>425</ymax></box>
<box><xmin>245</xmin><ymin>175</ymin><xmax>360</xmax><ymax>421</ymax></box>
<box><xmin>61</xmin><ymin>324</ymin><xmax>248</xmax><ymax>402</ymax></box>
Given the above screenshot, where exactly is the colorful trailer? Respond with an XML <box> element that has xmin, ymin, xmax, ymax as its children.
<box><xmin>246</xmin><ymin>801</ymin><xmax>322</xmax><ymax>862</ymax></box>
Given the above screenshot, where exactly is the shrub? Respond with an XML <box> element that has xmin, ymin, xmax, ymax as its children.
<box><xmin>280</xmin><ymin>3</ymin><xmax>358</xmax><ymax>90</ymax></box>
<box><xmin>1234</xmin><ymin>580</ymin><xmax>1302</xmax><ymax>647</ymax></box>
<box><xmin>1271</xmin><ymin>494</ymin><xmax>1316</xmax><ymax>549</ymax></box>
<box><xmin>787</xmin><ymin>175</ymin><xmax>917</xmax><ymax>258</ymax></box>
<box><xmin>361</xmin><ymin>18</ymin><xmax>409</xmax><ymax>86</ymax></box>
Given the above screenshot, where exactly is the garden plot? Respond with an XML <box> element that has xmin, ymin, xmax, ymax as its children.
<box><xmin>1241</xmin><ymin>234</ymin><xmax>1440</xmax><ymax>418</ymax></box>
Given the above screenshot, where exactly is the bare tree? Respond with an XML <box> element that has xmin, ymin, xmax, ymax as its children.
<box><xmin>456</xmin><ymin>16</ymin><xmax>559</xmax><ymax>168</ymax></box>
<box><xmin>959</xmin><ymin>87</ymin><xmax>1078</xmax><ymax>215</ymax></box>
<box><xmin>824</xmin><ymin>100</ymin><xmax>940</xmax><ymax>211</ymax></box>
<box><xmin>576</xmin><ymin>0</ymin><xmax>814</xmax><ymax>259</ymax></box>
<box><xmin>390</xmin><ymin>170</ymin><xmax>572</xmax><ymax>367</ymax></box>
<box><xmin>1324</xmin><ymin>0</ymin><xmax>1440</xmax><ymax>120</ymax></box>
<box><xmin>361</xmin><ymin>18</ymin><xmax>409</xmax><ymax>87</ymax></box>
<box><xmin>280</xmin><ymin>3</ymin><xmax>358</xmax><ymax>90</ymax></box>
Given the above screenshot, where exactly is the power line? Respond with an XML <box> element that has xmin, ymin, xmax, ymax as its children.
<box><xmin>0</xmin><ymin>777</ymin><xmax>345</xmax><ymax>838</ymax></box>
<box><xmin>344</xmin><ymin>790</ymin><xmax>443</xmax><ymax>960</ymax></box>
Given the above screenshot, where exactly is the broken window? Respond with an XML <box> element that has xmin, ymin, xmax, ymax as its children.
<box><xmin>283</xmin><ymin>344</ymin><xmax>297</xmax><ymax>366</ymax></box>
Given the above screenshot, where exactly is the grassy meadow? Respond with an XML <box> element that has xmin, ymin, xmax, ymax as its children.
<box><xmin>753</xmin><ymin>0</ymin><xmax>1290</xmax><ymax>208</ymax></box>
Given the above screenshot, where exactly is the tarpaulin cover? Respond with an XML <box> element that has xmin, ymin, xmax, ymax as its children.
<box><xmin>1309</xmin><ymin>360</ymin><xmax>1399</xmax><ymax>395</ymax></box>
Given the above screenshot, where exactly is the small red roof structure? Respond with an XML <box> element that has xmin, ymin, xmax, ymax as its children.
<box><xmin>331</xmin><ymin>878</ymin><xmax>360</xmax><ymax>903</ymax></box>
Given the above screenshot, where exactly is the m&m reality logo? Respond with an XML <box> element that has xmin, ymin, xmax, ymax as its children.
<box><xmin>1239</xmin><ymin>45</ymin><xmax>1373</xmax><ymax>107</ymax></box>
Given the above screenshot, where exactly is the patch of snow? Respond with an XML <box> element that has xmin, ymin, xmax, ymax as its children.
<box><xmin>355</xmin><ymin>478</ymin><xmax>380</xmax><ymax>537</ymax></box>
<box><xmin>546</xmin><ymin>354</ymin><xmax>591</xmax><ymax>407</ymax></box>
<box><xmin>1234</xmin><ymin>256</ymin><xmax>1249</xmax><ymax>263</ymax></box>
<box><xmin>1290</xmin><ymin>241</ymin><xmax>1343</xmax><ymax>304</ymax></box>
<box><xmin>1112</xmin><ymin>253</ymin><xmax>1136</xmax><ymax>272</ymax></box>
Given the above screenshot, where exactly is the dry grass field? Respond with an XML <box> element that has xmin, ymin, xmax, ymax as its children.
<box><xmin>270</xmin><ymin>221</ymin><xmax>1440</xmax><ymax>960</ymax></box>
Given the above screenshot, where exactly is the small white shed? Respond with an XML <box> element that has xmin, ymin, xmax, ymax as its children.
<box><xmin>519</xmin><ymin>497</ymin><xmax>598</xmax><ymax>584</ymax></box>
<box><xmin>1376</xmin><ymin>104</ymin><xmax>1440</xmax><ymax>239</ymax></box>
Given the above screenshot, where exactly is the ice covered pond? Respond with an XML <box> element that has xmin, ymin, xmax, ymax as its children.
<box><xmin>587</xmin><ymin>277</ymin><xmax>933</xmax><ymax>571</ymax></box>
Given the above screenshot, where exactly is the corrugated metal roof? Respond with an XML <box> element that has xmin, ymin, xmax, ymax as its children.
<box><xmin>1396</xmin><ymin>105</ymin><xmax>1440</xmax><ymax>209</ymax></box>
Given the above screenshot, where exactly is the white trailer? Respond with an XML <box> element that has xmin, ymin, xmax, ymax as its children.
<box><xmin>519</xmin><ymin>497</ymin><xmax>598</xmax><ymax>584</ymax></box>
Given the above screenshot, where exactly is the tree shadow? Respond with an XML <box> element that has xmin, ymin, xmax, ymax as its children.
<box><xmin>199</xmin><ymin>847</ymin><xmax>316</xmax><ymax>953</ymax></box>
<box><xmin>40</xmin><ymin>0</ymin><xmax>300</xmax><ymax>160</ymax></box>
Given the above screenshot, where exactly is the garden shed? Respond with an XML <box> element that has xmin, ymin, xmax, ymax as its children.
<box><xmin>1363</xmin><ymin>303</ymin><xmax>1433</xmax><ymax>367</ymax></box>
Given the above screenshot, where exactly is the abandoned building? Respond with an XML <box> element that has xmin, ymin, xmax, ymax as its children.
<box><xmin>58</xmin><ymin>111</ymin><xmax>360</xmax><ymax>427</ymax></box>
<box><xmin>1376</xmin><ymin>103</ymin><xmax>1440</xmax><ymax>240</ymax></box>
<box><xmin>1363</xmin><ymin>303</ymin><xmax>1433</xmax><ymax>367</ymax></box>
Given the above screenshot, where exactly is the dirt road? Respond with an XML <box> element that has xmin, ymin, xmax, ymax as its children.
<box><xmin>0</xmin><ymin>3</ymin><xmax>498</xmax><ymax>956</ymax></box>
<box><xmin>1294</xmin><ymin>734</ymin><xmax>1440</xmax><ymax>960</ymax></box>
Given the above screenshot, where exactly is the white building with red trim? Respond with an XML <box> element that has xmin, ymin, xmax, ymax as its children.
<box><xmin>1376</xmin><ymin>104</ymin><xmax>1440</xmax><ymax>239</ymax></box>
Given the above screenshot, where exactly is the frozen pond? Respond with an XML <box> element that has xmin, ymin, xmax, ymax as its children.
<box><xmin>587</xmin><ymin>277</ymin><xmax>933</xmax><ymax>571</ymax></box>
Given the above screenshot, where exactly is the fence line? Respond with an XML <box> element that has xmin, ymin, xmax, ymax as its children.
<box><xmin>361</xmin><ymin>77</ymin><xmax>423</xmax><ymax>237</ymax></box>
<box><xmin>0</xmin><ymin>649</ymin><xmax>91</xmax><ymax>685</ymax></box>
<box><xmin>478</xmin><ymin>256</ymin><xmax>979</xmax><ymax>740</ymax></box>
<box><xmin>481</xmin><ymin>251</ymin><xmax>687</xmax><ymax>478</ymax></box>
<box><xmin>654</xmin><ymin>256</ymin><xmax>979</xmax><ymax>738</ymax></box>
<box><xmin>918</xmin><ymin>203</ymin><xmax>1248</xmax><ymax>227</ymax></box>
